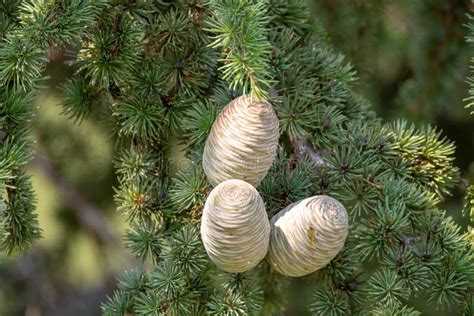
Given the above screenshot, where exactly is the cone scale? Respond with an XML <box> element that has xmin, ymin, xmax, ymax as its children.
<box><xmin>267</xmin><ymin>195</ymin><xmax>349</xmax><ymax>277</ymax></box>
<box><xmin>203</xmin><ymin>95</ymin><xmax>279</xmax><ymax>187</ymax></box>
<box><xmin>200</xmin><ymin>179</ymin><xmax>270</xmax><ymax>273</ymax></box>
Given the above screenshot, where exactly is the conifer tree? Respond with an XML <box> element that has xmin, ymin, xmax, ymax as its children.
<box><xmin>314</xmin><ymin>0</ymin><xmax>472</xmax><ymax>123</ymax></box>
<box><xmin>464</xmin><ymin>14</ymin><xmax>474</xmax><ymax>239</ymax></box>
<box><xmin>1</xmin><ymin>1</ymin><xmax>473</xmax><ymax>315</ymax></box>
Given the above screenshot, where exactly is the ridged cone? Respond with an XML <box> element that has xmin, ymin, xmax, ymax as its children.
<box><xmin>202</xmin><ymin>95</ymin><xmax>279</xmax><ymax>187</ymax></box>
<box><xmin>200</xmin><ymin>179</ymin><xmax>270</xmax><ymax>273</ymax></box>
<box><xmin>267</xmin><ymin>195</ymin><xmax>349</xmax><ymax>277</ymax></box>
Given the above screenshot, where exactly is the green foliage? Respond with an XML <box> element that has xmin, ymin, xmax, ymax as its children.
<box><xmin>160</xmin><ymin>226</ymin><xmax>209</xmax><ymax>278</ymax></box>
<box><xmin>115</xmin><ymin>144</ymin><xmax>162</xmax><ymax>180</ymax></box>
<box><xmin>259</xmin><ymin>148</ymin><xmax>315</xmax><ymax>216</ymax></box>
<box><xmin>1</xmin><ymin>0</ymin><xmax>472</xmax><ymax>315</ymax></box>
<box><xmin>276</xmin><ymin>95</ymin><xmax>316</xmax><ymax>140</ymax></box>
<box><xmin>206</xmin><ymin>0</ymin><xmax>272</xmax><ymax>98</ymax></box>
<box><xmin>464</xmin><ymin>14</ymin><xmax>474</xmax><ymax>114</ymax></box>
<box><xmin>0</xmin><ymin>33</ymin><xmax>46</xmax><ymax>90</ymax></box>
<box><xmin>308</xmin><ymin>286</ymin><xmax>351</xmax><ymax>316</ymax></box>
<box><xmin>354</xmin><ymin>199</ymin><xmax>410</xmax><ymax>261</ymax></box>
<box><xmin>182</xmin><ymin>100</ymin><xmax>219</xmax><ymax>148</ymax></box>
<box><xmin>60</xmin><ymin>76</ymin><xmax>106</xmax><ymax>123</ymax></box>
<box><xmin>464</xmin><ymin>17</ymin><xmax>474</xmax><ymax>114</ymax></box>
<box><xmin>102</xmin><ymin>269</ymin><xmax>147</xmax><ymax>315</ymax></box>
<box><xmin>167</xmin><ymin>166</ymin><xmax>208</xmax><ymax>215</ymax></box>
<box><xmin>367</xmin><ymin>268</ymin><xmax>410</xmax><ymax>304</ymax></box>
<box><xmin>314</xmin><ymin>0</ymin><xmax>470</xmax><ymax>121</ymax></box>
<box><xmin>114</xmin><ymin>95</ymin><xmax>166</xmax><ymax>141</ymax></box>
<box><xmin>208</xmin><ymin>273</ymin><xmax>264</xmax><ymax>316</ymax></box>
<box><xmin>76</xmin><ymin>9</ymin><xmax>143</xmax><ymax>88</ymax></box>
<box><xmin>103</xmin><ymin>225</ymin><xmax>210</xmax><ymax>315</ymax></box>
<box><xmin>0</xmin><ymin>173</ymin><xmax>41</xmax><ymax>254</ymax></box>
<box><xmin>124</xmin><ymin>218</ymin><xmax>162</xmax><ymax>262</ymax></box>
<box><xmin>19</xmin><ymin>0</ymin><xmax>105</xmax><ymax>49</ymax></box>
<box><xmin>370</xmin><ymin>301</ymin><xmax>421</xmax><ymax>316</ymax></box>
<box><xmin>382</xmin><ymin>249</ymin><xmax>430</xmax><ymax>292</ymax></box>
<box><xmin>465</xmin><ymin>184</ymin><xmax>474</xmax><ymax>233</ymax></box>
<box><xmin>114</xmin><ymin>176</ymin><xmax>160</xmax><ymax>221</ymax></box>
<box><xmin>389</xmin><ymin>120</ymin><xmax>460</xmax><ymax>198</ymax></box>
<box><xmin>0</xmin><ymin>0</ymin><xmax>110</xmax><ymax>256</ymax></box>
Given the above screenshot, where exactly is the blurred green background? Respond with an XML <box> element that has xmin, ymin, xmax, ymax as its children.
<box><xmin>1</xmin><ymin>1</ymin><xmax>473</xmax><ymax>315</ymax></box>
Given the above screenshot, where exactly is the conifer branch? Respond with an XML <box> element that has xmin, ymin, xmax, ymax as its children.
<box><xmin>206</xmin><ymin>0</ymin><xmax>272</xmax><ymax>98</ymax></box>
<box><xmin>464</xmin><ymin>14</ymin><xmax>474</xmax><ymax>114</ymax></box>
<box><xmin>1</xmin><ymin>1</ymin><xmax>471</xmax><ymax>314</ymax></box>
<box><xmin>291</xmin><ymin>139</ymin><xmax>326</xmax><ymax>167</ymax></box>
<box><xmin>0</xmin><ymin>1</ymin><xmax>107</xmax><ymax>254</ymax></box>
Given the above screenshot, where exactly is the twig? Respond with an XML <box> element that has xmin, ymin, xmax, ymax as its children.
<box><xmin>3</xmin><ymin>246</ymin><xmax>120</xmax><ymax>315</ymax></box>
<box><xmin>0</xmin><ymin>129</ymin><xmax>6</xmax><ymax>141</ymax></box>
<box><xmin>32</xmin><ymin>151</ymin><xmax>120</xmax><ymax>246</ymax></box>
<box><xmin>291</xmin><ymin>139</ymin><xmax>326</xmax><ymax>167</ymax></box>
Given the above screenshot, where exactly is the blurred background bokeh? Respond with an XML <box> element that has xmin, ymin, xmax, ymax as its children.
<box><xmin>1</xmin><ymin>1</ymin><xmax>473</xmax><ymax>315</ymax></box>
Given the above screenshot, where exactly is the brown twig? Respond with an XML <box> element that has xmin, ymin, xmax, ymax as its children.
<box><xmin>32</xmin><ymin>151</ymin><xmax>120</xmax><ymax>247</ymax></box>
<box><xmin>291</xmin><ymin>139</ymin><xmax>326</xmax><ymax>167</ymax></box>
<box><xmin>3</xmin><ymin>246</ymin><xmax>120</xmax><ymax>315</ymax></box>
<box><xmin>0</xmin><ymin>129</ymin><xmax>6</xmax><ymax>142</ymax></box>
